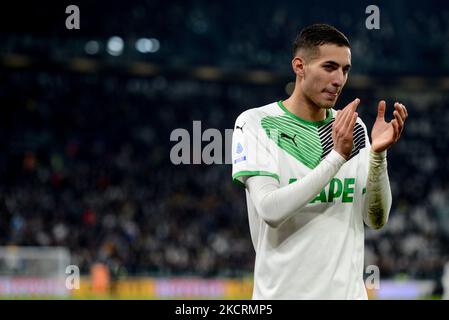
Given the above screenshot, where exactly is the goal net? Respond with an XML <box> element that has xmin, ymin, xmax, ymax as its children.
<box><xmin>0</xmin><ymin>246</ymin><xmax>71</xmax><ymax>297</ymax></box>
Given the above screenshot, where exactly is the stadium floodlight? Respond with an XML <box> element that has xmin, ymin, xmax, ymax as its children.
<box><xmin>148</xmin><ymin>38</ymin><xmax>160</xmax><ymax>53</ymax></box>
<box><xmin>135</xmin><ymin>38</ymin><xmax>160</xmax><ymax>53</ymax></box>
<box><xmin>135</xmin><ymin>38</ymin><xmax>152</xmax><ymax>53</ymax></box>
<box><xmin>84</xmin><ymin>40</ymin><xmax>100</xmax><ymax>55</ymax></box>
<box><xmin>107</xmin><ymin>36</ymin><xmax>124</xmax><ymax>56</ymax></box>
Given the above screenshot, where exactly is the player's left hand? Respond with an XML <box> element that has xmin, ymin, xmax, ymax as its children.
<box><xmin>371</xmin><ymin>100</ymin><xmax>408</xmax><ymax>152</ymax></box>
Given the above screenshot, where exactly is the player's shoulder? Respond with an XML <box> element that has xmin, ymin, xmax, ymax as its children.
<box><xmin>234</xmin><ymin>101</ymin><xmax>281</xmax><ymax>129</ymax></box>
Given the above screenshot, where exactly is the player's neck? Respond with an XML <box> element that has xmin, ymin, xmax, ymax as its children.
<box><xmin>282</xmin><ymin>92</ymin><xmax>327</xmax><ymax>123</ymax></box>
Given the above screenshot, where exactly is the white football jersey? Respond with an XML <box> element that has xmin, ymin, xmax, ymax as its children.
<box><xmin>232</xmin><ymin>100</ymin><xmax>370</xmax><ymax>299</ymax></box>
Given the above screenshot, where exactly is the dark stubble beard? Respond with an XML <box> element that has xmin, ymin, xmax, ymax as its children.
<box><xmin>304</xmin><ymin>89</ymin><xmax>334</xmax><ymax>110</ymax></box>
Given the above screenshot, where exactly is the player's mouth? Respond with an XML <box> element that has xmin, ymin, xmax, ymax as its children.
<box><xmin>323</xmin><ymin>89</ymin><xmax>339</xmax><ymax>99</ymax></box>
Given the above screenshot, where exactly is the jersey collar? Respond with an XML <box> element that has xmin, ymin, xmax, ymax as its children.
<box><xmin>277</xmin><ymin>100</ymin><xmax>333</xmax><ymax>127</ymax></box>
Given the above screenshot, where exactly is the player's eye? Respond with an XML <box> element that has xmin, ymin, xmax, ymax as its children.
<box><xmin>323</xmin><ymin>65</ymin><xmax>335</xmax><ymax>72</ymax></box>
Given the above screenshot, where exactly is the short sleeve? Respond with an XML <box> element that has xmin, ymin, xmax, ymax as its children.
<box><xmin>231</xmin><ymin>111</ymin><xmax>280</xmax><ymax>187</ymax></box>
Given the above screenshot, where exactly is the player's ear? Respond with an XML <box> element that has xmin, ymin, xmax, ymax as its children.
<box><xmin>292</xmin><ymin>56</ymin><xmax>305</xmax><ymax>78</ymax></box>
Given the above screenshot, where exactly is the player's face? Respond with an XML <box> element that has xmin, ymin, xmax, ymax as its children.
<box><xmin>302</xmin><ymin>44</ymin><xmax>351</xmax><ymax>109</ymax></box>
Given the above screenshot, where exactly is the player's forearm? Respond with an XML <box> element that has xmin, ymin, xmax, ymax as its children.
<box><xmin>363</xmin><ymin>150</ymin><xmax>392</xmax><ymax>229</ymax></box>
<box><xmin>246</xmin><ymin>150</ymin><xmax>346</xmax><ymax>228</ymax></box>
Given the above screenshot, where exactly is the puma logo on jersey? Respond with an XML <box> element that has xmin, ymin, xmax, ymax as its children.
<box><xmin>280</xmin><ymin>132</ymin><xmax>298</xmax><ymax>147</ymax></box>
<box><xmin>235</xmin><ymin>122</ymin><xmax>246</xmax><ymax>133</ymax></box>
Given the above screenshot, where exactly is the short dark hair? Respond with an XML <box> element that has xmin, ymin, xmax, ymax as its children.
<box><xmin>292</xmin><ymin>24</ymin><xmax>350</xmax><ymax>59</ymax></box>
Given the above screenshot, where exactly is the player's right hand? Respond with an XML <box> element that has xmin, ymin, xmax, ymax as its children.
<box><xmin>332</xmin><ymin>98</ymin><xmax>360</xmax><ymax>160</ymax></box>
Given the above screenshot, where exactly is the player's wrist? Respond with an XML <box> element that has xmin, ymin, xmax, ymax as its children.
<box><xmin>328</xmin><ymin>149</ymin><xmax>347</xmax><ymax>166</ymax></box>
<box><xmin>370</xmin><ymin>149</ymin><xmax>387</xmax><ymax>161</ymax></box>
<box><xmin>331</xmin><ymin>147</ymin><xmax>350</xmax><ymax>161</ymax></box>
<box><xmin>369</xmin><ymin>149</ymin><xmax>387</xmax><ymax>168</ymax></box>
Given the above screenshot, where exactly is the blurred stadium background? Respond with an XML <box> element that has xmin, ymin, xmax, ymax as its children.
<box><xmin>1</xmin><ymin>0</ymin><xmax>449</xmax><ymax>299</ymax></box>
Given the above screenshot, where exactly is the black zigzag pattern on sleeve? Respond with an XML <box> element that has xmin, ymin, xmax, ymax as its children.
<box><xmin>318</xmin><ymin>119</ymin><xmax>366</xmax><ymax>161</ymax></box>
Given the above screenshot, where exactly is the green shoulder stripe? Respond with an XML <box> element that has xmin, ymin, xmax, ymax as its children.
<box><xmin>261</xmin><ymin>114</ymin><xmax>323</xmax><ymax>169</ymax></box>
<box><xmin>232</xmin><ymin>171</ymin><xmax>280</xmax><ymax>187</ymax></box>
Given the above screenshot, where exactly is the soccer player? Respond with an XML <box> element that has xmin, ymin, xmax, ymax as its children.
<box><xmin>231</xmin><ymin>24</ymin><xmax>407</xmax><ymax>299</ymax></box>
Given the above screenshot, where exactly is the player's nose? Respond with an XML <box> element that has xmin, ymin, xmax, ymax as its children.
<box><xmin>331</xmin><ymin>70</ymin><xmax>345</xmax><ymax>87</ymax></box>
